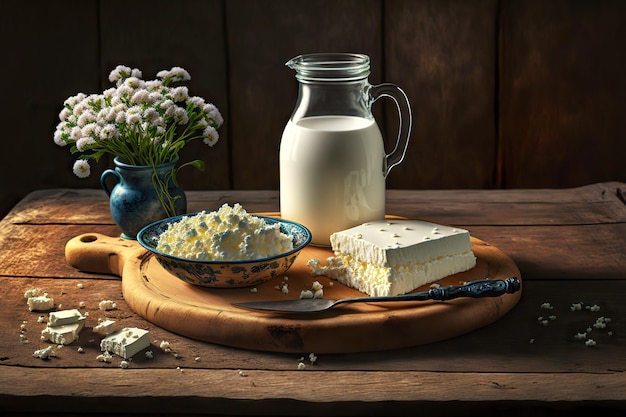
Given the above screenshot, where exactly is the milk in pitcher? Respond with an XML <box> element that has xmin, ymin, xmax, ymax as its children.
<box><xmin>279</xmin><ymin>115</ymin><xmax>386</xmax><ymax>246</ymax></box>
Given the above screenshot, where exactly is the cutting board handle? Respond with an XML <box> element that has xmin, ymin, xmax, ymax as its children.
<box><xmin>65</xmin><ymin>233</ymin><xmax>144</xmax><ymax>276</ymax></box>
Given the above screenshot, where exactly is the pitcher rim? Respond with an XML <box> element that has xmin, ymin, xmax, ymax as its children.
<box><xmin>286</xmin><ymin>53</ymin><xmax>370</xmax><ymax>82</ymax></box>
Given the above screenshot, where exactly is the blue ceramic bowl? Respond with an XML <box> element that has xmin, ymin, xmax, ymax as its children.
<box><xmin>137</xmin><ymin>214</ymin><xmax>311</xmax><ymax>288</ymax></box>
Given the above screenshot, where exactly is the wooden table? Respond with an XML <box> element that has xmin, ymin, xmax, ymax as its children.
<box><xmin>1</xmin><ymin>183</ymin><xmax>625</xmax><ymax>416</ymax></box>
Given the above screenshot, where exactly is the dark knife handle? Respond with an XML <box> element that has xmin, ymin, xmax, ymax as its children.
<box><xmin>427</xmin><ymin>277</ymin><xmax>520</xmax><ymax>301</ymax></box>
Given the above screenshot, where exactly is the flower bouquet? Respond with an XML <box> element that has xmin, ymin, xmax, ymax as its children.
<box><xmin>54</xmin><ymin>65</ymin><xmax>223</xmax><ymax>225</ymax></box>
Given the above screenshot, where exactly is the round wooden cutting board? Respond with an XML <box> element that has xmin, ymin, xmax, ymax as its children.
<box><xmin>65</xmin><ymin>231</ymin><xmax>521</xmax><ymax>354</ymax></box>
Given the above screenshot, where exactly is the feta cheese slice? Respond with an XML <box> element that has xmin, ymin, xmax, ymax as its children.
<box><xmin>93</xmin><ymin>319</ymin><xmax>117</xmax><ymax>336</ymax></box>
<box><xmin>100</xmin><ymin>327</ymin><xmax>150</xmax><ymax>359</ymax></box>
<box><xmin>41</xmin><ymin>319</ymin><xmax>85</xmax><ymax>345</ymax></box>
<box><xmin>48</xmin><ymin>309</ymin><xmax>84</xmax><ymax>327</ymax></box>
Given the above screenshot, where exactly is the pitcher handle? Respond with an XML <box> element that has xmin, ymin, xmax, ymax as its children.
<box><xmin>369</xmin><ymin>83</ymin><xmax>412</xmax><ymax>178</ymax></box>
<box><xmin>100</xmin><ymin>169</ymin><xmax>121</xmax><ymax>197</ymax></box>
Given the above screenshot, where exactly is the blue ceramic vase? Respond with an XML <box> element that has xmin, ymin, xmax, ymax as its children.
<box><xmin>100</xmin><ymin>156</ymin><xmax>187</xmax><ymax>239</ymax></box>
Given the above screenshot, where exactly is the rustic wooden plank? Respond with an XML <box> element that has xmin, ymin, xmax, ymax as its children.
<box><xmin>384</xmin><ymin>0</ymin><xmax>498</xmax><ymax>189</ymax></box>
<box><xmin>99</xmin><ymin>0</ymin><xmax>231</xmax><ymax>190</ymax></box>
<box><xmin>0</xmin><ymin>0</ymin><xmax>102</xmax><ymax>220</ymax></box>
<box><xmin>1</xmin><ymin>367</ymin><xmax>625</xmax><ymax>416</ymax></box>
<box><xmin>6</xmin><ymin>182</ymin><xmax>626</xmax><ymax>226</ymax></box>
<box><xmin>499</xmin><ymin>0</ymin><xmax>626</xmax><ymax>188</ymax></box>
<box><xmin>225</xmin><ymin>0</ymin><xmax>384</xmax><ymax>189</ymax></box>
<box><xmin>2</xmin><ymin>278</ymin><xmax>625</xmax><ymax>373</ymax></box>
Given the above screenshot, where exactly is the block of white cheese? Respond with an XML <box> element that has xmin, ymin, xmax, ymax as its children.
<box><xmin>93</xmin><ymin>319</ymin><xmax>117</xmax><ymax>335</ymax></box>
<box><xmin>41</xmin><ymin>319</ymin><xmax>85</xmax><ymax>345</ymax></box>
<box><xmin>309</xmin><ymin>219</ymin><xmax>476</xmax><ymax>297</ymax></box>
<box><xmin>27</xmin><ymin>294</ymin><xmax>55</xmax><ymax>311</ymax></box>
<box><xmin>100</xmin><ymin>327</ymin><xmax>150</xmax><ymax>359</ymax></box>
<box><xmin>48</xmin><ymin>309</ymin><xmax>84</xmax><ymax>327</ymax></box>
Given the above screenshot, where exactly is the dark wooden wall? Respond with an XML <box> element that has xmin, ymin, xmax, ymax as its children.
<box><xmin>2</xmin><ymin>0</ymin><xmax>625</xmax><ymax>219</ymax></box>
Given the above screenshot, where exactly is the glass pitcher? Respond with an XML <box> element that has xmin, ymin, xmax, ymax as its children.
<box><xmin>279</xmin><ymin>53</ymin><xmax>412</xmax><ymax>246</ymax></box>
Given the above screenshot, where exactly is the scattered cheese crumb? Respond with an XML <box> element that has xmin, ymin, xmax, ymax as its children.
<box><xmin>570</xmin><ymin>302</ymin><xmax>583</xmax><ymax>311</ymax></box>
<box><xmin>77</xmin><ymin>347</ymin><xmax>84</xmax><ymax>353</ymax></box>
<box><xmin>77</xmin><ymin>283</ymin><xmax>84</xmax><ymax>289</ymax></box>
<box><xmin>145</xmin><ymin>350</ymin><xmax>154</xmax><ymax>359</ymax></box>
<box><xmin>98</xmin><ymin>300</ymin><xmax>117</xmax><ymax>311</ymax></box>
<box><xmin>96</xmin><ymin>351</ymin><xmax>113</xmax><ymax>363</ymax></box>
<box><xmin>309</xmin><ymin>353</ymin><xmax>317</xmax><ymax>364</ymax></box>
<box><xmin>33</xmin><ymin>346</ymin><xmax>56</xmax><ymax>359</ymax></box>
<box><xmin>27</xmin><ymin>294</ymin><xmax>55</xmax><ymax>311</ymax></box>
<box><xmin>429</xmin><ymin>283</ymin><xmax>441</xmax><ymax>289</ymax></box>
<box><xmin>120</xmin><ymin>360</ymin><xmax>130</xmax><ymax>369</ymax></box>
<box><xmin>194</xmin><ymin>356</ymin><xmax>201</xmax><ymax>362</ymax></box>
<box><xmin>299</xmin><ymin>290</ymin><xmax>314</xmax><ymax>299</ymax></box>
<box><xmin>297</xmin><ymin>362</ymin><xmax>306</xmax><ymax>370</ymax></box>
<box><xmin>24</xmin><ymin>288</ymin><xmax>44</xmax><ymax>299</ymax></box>
<box><xmin>281</xmin><ymin>283</ymin><xmax>289</xmax><ymax>294</ymax></box>
<box><xmin>574</xmin><ymin>332</ymin><xmax>587</xmax><ymax>340</ymax></box>
<box><xmin>586</xmin><ymin>304</ymin><xmax>600</xmax><ymax>312</ymax></box>
<box><xmin>250</xmin><ymin>287</ymin><xmax>257</xmax><ymax>293</ymax></box>
<box><xmin>79</xmin><ymin>301</ymin><xmax>86</xmax><ymax>308</ymax></box>
<box><xmin>238</xmin><ymin>370</ymin><xmax>248</xmax><ymax>377</ymax></box>
<box><xmin>159</xmin><ymin>340</ymin><xmax>171</xmax><ymax>352</ymax></box>
<box><xmin>540</xmin><ymin>302</ymin><xmax>554</xmax><ymax>310</ymax></box>
<box><xmin>529</xmin><ymin>338</ymin><xmax>535</xmax><ymax>344</ymax></box>
<box><xmin>585</xmin><ymin>339</ymin><xmax>597</xmax><ymax>347</ymax></box>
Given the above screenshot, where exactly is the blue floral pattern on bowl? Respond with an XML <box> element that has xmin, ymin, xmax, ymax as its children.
<box><xmin>137</xmin><ymin>214</ymin><xmax>312</xmax><ymax>288</ymax></box>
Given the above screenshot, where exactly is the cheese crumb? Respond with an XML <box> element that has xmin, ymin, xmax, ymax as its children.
<box><xmin>309</xmin><ymin>353</ymin><xmax>317</xmax><ymax>364</ymax></box>
<box><xmin>33</xmin><ymin>346</ymin><xmax>56</xmax><ymax>359</ymax></box>
<box><xmin>98</xmin><ymin>300</ymin><xmax>117</xmax><ymax>311</ymax></box>
<box><xmin>27</xmin><ymin>294</ymin><xmax>55</xmax><ymax>311</ymax></box>
<box><xmin>159</xmin><ymin>340</ymin><xmax>171</xmax><ymax>352</ymax></box>
<box><xmin>585</xmin><ymin>339</ymin><xmax>597</xmax><ymax>347</ymax></box>
<box><xmin>297</xmin><ymin>362</ymin><xmax>306</xmax><ymax>370</ymax></box>
<box><xmin>540</xmin><ymin>302</ymin><xmax>554</xmax><ymax>310</ymax></box>
<box><xmin>96</xmin><ymin>351</ymin><xmax>113</xmax><ymax>363</ymax></box>
<box><xmin>24</xmin><ymin>288</ymin><xmax>44</xmax><ymax>299</ymax></box>
<box><xmin>120</xmin><ymin>360</ymin><xmax>130</xmax><ymax>369</ymax></box>
<box><xmin>145</xmin><ymin>350</ymin><xmax>154</xmax><ymax>359</ymax></box>
<box><xmin>570</xmin><ymin>302</ymin><xmax>583</xmax><ymax>311</ymax></box>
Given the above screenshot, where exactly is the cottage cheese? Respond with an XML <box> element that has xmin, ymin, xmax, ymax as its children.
<box><xmin>156</xmin><ymin>203</ymin><xmax>294</xmax><ymax>260</ymax></box>
<box><xmin>309</xmin><ymin>219</ymin><xmax>476</xmax><ymax>296</ymax></box>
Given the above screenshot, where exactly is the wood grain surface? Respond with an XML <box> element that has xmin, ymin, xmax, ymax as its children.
<box><xmin>1</xmin><ymin>184</ymin><xmax>625</xmax><ymax>416</ymax></box>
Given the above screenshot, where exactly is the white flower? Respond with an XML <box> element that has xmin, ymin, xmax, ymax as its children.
<box><xmin>124</xmin><ymin>76</ymin><xmax>144</xmax><ymax>89</ymax></box>
<box><xmin>100</xmin><ymin>124</ymin><xmax>119</xmax><ymax>139</ymax></box>
<box><xmin>53</xmin><ymin>129</ymin><xmax>67</xmax><ymax>146</ymax></box>
<box><xmin>203</xmin><ymin>126</ymin><xmax>219</xmax><ymax>147</ymax></box>
<box><xmin>131</xmin><ymin>90</ymin><xmax>150</xmax><ymax>104</ymax></box>
<box><xmin>59</xmin><ymin>107</ymin><xmax>72</xmax><ymax>121</ymax></box>
<box><xmin>157</xmin><ymin>66</ymin><xmax>191</xmax><ymax>82</ymax></box>
<box><xmin>70</xmin><ymin>126</ymin><xmax>82</xmax><ymax>141</ymax></box>
<box><xmin>187</xmin><ymin>96</ymin><xmax>205</xmax><ymax>108</ymax></box>
<box><xmin>204</xmin><ymin>103</ymin><xmax>224</xmax><ymax>126</ymax></box>
<box><xmin>76</xmin><ymin>137</ymin><xmax>96</xmax><ymax>152</ymax></box>
<box><xmin>73</xmin><ymin>160</ymin><xmax>91</xmax><ymax>178</ymax></box>
<box><xmin>170</xmin><ymin>86</ymin><xmax>189</xmax><ymax>102</ymax></box>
